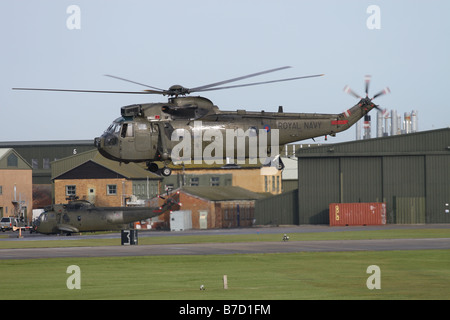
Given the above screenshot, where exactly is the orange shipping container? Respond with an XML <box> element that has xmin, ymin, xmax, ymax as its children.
<box><xmin>329</xmin><ymin>203</ymin><xmax>386</xmax><ymax>226</ymax></box>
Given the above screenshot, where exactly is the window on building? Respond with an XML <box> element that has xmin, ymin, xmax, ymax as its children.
<box><xmin>7</xmin><ymin>154</ymin><xmax>18</xmax><ymax>167</ymax></box>
<box><xmin>190</xmin><ymin>177</ymin><xmax>199</xmax><ymax>186</ymax></box>
<box><xmin>210</xmin><ymin>177</ymin><xmax>220</xmax><ymax>186</ymax></box>
<box><xmin>43</xmin><ymin>158</ymin><xmax>50</xmax><ymax>169</ymax></box>
<box><xmin>224</xmin><ymin>205</ymin><xmax>229</xmax><ymax>220</ymax></box>
<box><xmin>165</xmin><ymin>184</ymin><xmax>174</xmax><ymax>193</ymax></box>
<box><xmin>66</xmin><ymin>185</ymin><xmax>76</xmax><ymax>197</ymax></box>
<box><xmin>31</xmin><ymin>159</ymin><xmax>38</xmax><ymax>169</ymax></box>
<box><xmin>107</xmin><ymin>185</ymin><xmax>117</xmax><ymax>195</ymax></box>
<box><xmin>264</xmin><ymin>176</ymin><xmax>268</xmax><ymax>192</ymax></box>
<box><xmin>0</xmin><ymin>186</ymin><xmax>2</xmax><ymax>195</ymax></box>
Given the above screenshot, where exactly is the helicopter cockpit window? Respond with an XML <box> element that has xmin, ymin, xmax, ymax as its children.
<box><xmin>39</xmin><ymin>212</ymin><xmax>48</xmax><ymax>223</ymax></box>
<box><xmin>105</xmin><ymin>122</ymin><xmax>121</xmax><ymax>134</ymax></box>
<box><xmin>121</xmin><ymin>123</ymin><xmax>134</xmax><ymax>138</ymax></box>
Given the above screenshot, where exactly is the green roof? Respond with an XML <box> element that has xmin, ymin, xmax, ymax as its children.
<box><xmin>296</xmin><ymin>128</ymin><xmax>450</xmax><ymax>157</ymax></box>
<box><xmin>180</xmin><ymin>186</ymin><xmax>270</xmax><ymax>201</ymax></box>
<box><xmin>52</xmin><ymin>149</ymin><xmax>161</xmax><ymax>180</ymax></box>
<box><xmin>0</xmin><ymin>148</ymin><xmax>32</xmax><ymax>170</ymax></box>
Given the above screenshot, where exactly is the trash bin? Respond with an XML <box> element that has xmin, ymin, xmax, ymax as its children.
<box><xmin>121</xmin><ymin>229</ymin><xmax>138</xmax><ymax>245</ymax></box>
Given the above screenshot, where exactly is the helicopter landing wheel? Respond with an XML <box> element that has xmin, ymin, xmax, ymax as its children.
<box><xmin>276</xmin><ymin>158</ymin><xmax>285</xmax><ymax>170</ymax></box>
<box><xmin>147</xmin><ymin>162</ymin><xmax>159</xmax><ymax>173</ymax></box>
<box><xmin>161</xmin><ymin>167</ymin><xmax>172</xmax><ymax>177</ymax></box>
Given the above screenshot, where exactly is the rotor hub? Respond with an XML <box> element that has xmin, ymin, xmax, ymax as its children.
<box><xmin>167</xmin><ymin>85</ymin><xmax>190</xmax><ymax>96</ymax></box>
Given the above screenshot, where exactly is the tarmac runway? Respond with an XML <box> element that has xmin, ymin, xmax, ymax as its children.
<box><xmin>1</xmin><ymin>225</ymin><xmax>449</xmax><ymax>260</ymax></box>
<box><xmin>1</xmin><ymin>238</ymin><xmax>450</xmax><ymax>260</ymax></box>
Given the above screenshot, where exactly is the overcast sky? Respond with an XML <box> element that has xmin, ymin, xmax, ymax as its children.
<box><xmin>1</xmin><ymin>0</ymin><xmax>449</xmax><ymax>144</ymax></box>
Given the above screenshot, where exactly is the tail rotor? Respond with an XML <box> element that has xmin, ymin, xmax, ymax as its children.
<box><xmin>344</xmin><ymin>75</ymin><xmax>390</xmax><ymax>112</ymax></box>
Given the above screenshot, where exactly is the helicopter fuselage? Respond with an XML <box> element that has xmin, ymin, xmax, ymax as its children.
<box><xmin>33</xmin><ymin>202</ymin><xmax>158</xmax><ymax>234</ymax></box>
<box><xmin>13</xmin><ymin>67</ymin><xmax>386</xmax><ymax>175</ymax></box>
<box><xmin>33</xmin><ymin>197</ymin><xmax>179</xmax><ymax>234</ymax></box>
<box><xmin>94</xmin><ymin>95</ymin><xmax>377</xmax><ymax>171</ymax></box>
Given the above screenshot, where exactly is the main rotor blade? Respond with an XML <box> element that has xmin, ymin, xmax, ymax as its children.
<box><xmin>104</xmin><ymin>75</ymin><xmax>165</xmax><ymax>91</ymax></box>
<box><xmin>12</xmin><ymin>88</ymin><xmax>162</xmax><ymax>94</ymax></box>
<box><xmin>372</xmin><ymin>87</ymin><xmax>391</xmax><ymax>99</ymax></box>
<box><xmin>364</xmin><ymin>75</ymin><xmax>371</xmax><ymax>96</ymax></box>
<box><xmin>192</xmin><ymin>74</ymin><xmax>324</xmax><ymax>93</ymax></box>
<box><xmin>343</xmin><ymin>85</ymin><xmax>361</xmax><ymax>99</ymax></box>
<box><xmin>189</xmin><ymin>66</ymin><xmax>292</xmax><ymax>92</ymax></box>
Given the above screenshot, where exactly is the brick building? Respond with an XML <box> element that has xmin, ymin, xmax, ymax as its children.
<box><xmin>157</xmin><ymin>186</ymin><xmax>269</xmax><ymax>229</ymax></box>
<box><xmin>164</xmin><ymin>162</ymin><xmax>283</xmax><ymax>195</ymax></box>
<box><xmin>52</xmin><ymin>150</ymin><xmax>161</xmax><ymax>206</ymax></box>
<box><xmin>0</xmin><ymin>149</ymin><xmax>33</xmax><ymax>222</ymax></box>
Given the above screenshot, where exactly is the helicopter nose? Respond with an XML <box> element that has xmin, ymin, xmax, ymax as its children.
<box><xmin>94</xmin><ymin>137</ymin><xmax>103</xmax><ymax>148</ymax></box>
<box><xmin>32</xmin><ymin>220</ymin><xmax>40</xmax><ymax>233</ymax></box>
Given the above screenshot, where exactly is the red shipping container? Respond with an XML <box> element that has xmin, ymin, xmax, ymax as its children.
<box><xmin>329</xmin><ymin>203</ymin><xmax>386</xmax><ymax>226</ymax></box>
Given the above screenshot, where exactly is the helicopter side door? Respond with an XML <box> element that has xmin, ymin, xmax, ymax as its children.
<box><xmin>150</xmin><ymin>123</ymin><xmax>159</xmax><ymax>156</ymax></box>
<box><xmin>134</xmin><ymin>121</ymin><xmax>157</xmax><ymax>160</ymax></box>
<box><xmin>119</xmin><ymin>121</ymin><xmax>136</xmax><ymax>160</ymax></box>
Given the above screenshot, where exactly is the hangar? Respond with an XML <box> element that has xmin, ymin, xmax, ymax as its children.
<box><xmin>0</xmin><ymin>140</ymin><xmax>95</xmax><ymax>184</ymax></box>
<box><xmin>255</xmin><ymin>128</ymin><xmax>450</xmax><ymax>225</ymax></box>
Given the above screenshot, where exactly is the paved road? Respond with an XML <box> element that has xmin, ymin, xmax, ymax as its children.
<box><xmin>1</xmin><ymin>225</ymin><xmax>449</xmax><ymax>259</ymax></box>
<box><xmin>3</xmin><ymin>224</ymin><xmax>450</xmax><ymax>240</ymax></box>
<box><xmin>1</xmin><ymin>238</ymin><xmax>450</xmax><ymax>260</ymax></box>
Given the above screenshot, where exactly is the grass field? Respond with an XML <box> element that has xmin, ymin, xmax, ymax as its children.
<box><xmin>0</xmin><ymin>229</ymin><xmax>449</xmax><ymax>300</ymax></box>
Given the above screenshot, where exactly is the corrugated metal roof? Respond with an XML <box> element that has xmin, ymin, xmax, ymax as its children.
<box><xmin>0</xmin><ymin>140</ymin><xmax>93</xmax><ymax>147</ymax></box>
<box><xmin>296</xmin><ymin>128</ymin><xmax>450</xmax><ymax>157</ymax></box>
<box><xmin>52</xmin><ymin>149</ymin><xmax>161</xmax><ymax>180</ymax></box>
<box><xmin>181</xmin><ymin>186</ymin><xmax>270</xmax><ymax>201</ymax></box>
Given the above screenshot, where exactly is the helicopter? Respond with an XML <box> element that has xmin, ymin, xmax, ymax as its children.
<box><xmin>13</xmin><ymin>67</ymin><xmax>389</xmax><ymax>176</ymax></box>
<box><xmin>33</xmin><ymin>194</ymin><xmax>179</xmax><ymax>235</ymax></box>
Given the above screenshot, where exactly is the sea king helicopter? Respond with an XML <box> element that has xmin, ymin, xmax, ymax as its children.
<box><xmin>14</xmin><ymin>67</ymin><xmax>389</xmax><ymax>176</ymax></box>
<box><xmin>33</xmin><ymin>193</ymin><xmax>180</xmax><ymax>235</ymax></box>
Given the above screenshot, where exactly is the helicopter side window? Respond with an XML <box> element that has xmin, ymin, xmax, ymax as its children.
<box><xmin>150</xmin><ymin>123</ymin><xmax>159</xmax><ymax>133</ymax></box>
<box><xmin>136</xmin><ymin>123</ymin><xmax>148</xmax><ymax>131</ymax></box>
<box><xmin>121</xmin><ymin>123</ymin><xmax>134</xmax><ymax>138</ymax></box>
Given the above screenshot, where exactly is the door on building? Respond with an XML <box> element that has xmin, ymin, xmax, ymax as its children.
<box><xmin>88</xmin><ymin>187</ymin><xmax>96</xmax><ymax>204</ymax></box>
<box><xmin>199</xmin><ymin>211</ymin><xmax>208</xmax><ymax>229</ymax></box>
<box><xmin>394</xmin><ymin>197</ymin><xmax>426</xmax><ymax>224</ymax></box>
